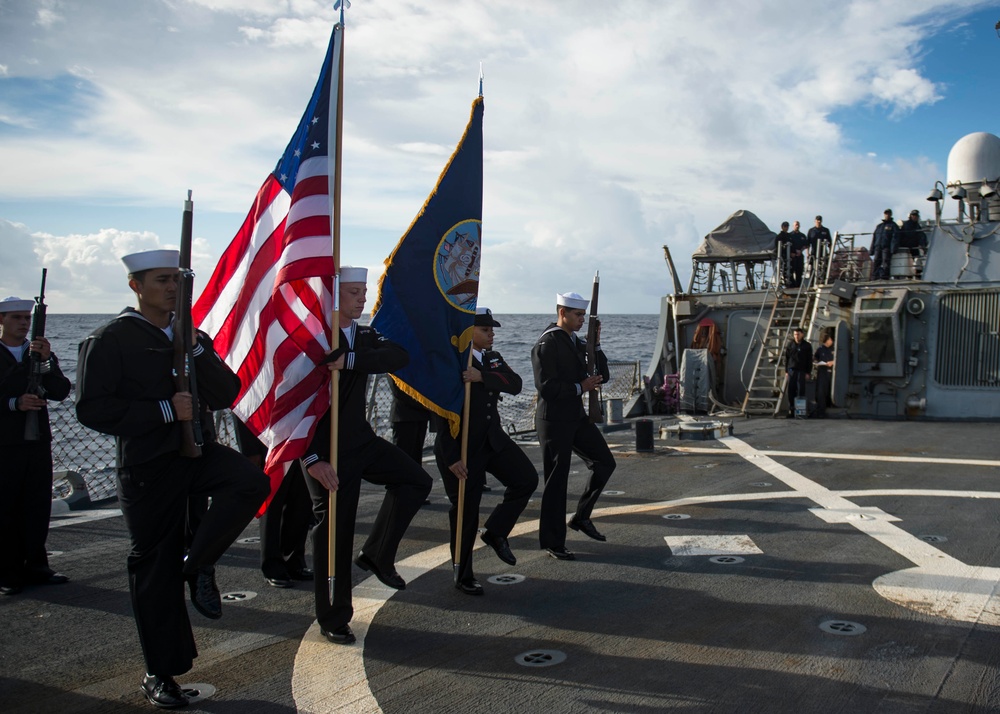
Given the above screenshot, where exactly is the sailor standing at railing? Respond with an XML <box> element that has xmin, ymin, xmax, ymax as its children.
<box><xmin>531</xmin><ymin>291</ymin><xmax>617</xmax><ymax>561</ymax></box>
<box><xmin>75</xmin><ymin>250</ymin><xmax>269</xmax><ymax>709</ymax></box>
<box><xmin>0</xmin><ymin>295</ymin><xmax>71</xmax><ymax>596</ymax></box>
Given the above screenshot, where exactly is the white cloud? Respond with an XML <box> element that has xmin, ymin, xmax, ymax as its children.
<box><xmin>0</xmin><ymin>0</ymin><xmax>989</xmax><ymax>312</ymax></box>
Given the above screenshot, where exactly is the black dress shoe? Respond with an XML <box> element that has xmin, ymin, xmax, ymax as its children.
<box><xmin>455</xmin><ymin>578</ymin><xmax>484</xmax><ymax>596</ymax></box>
<box><xmin>265</xmin><ymin>576</ymin><xmax>293</xmax><ymax>588</ymax></box>
<box><xmin>480</xmin><ymin>530</ymin><xmax>516</xmax><ymax>565</ymax></box>
<box><xmin>546</xmin><ymin>547</ymin><xmax>576</xmax><ymax>561</ymax></box>
<box><xmin>186</xmin><ymin>566</ymin><xmax>222</xmax><ymax>619</ymax></box>
<box><xmin>568</xmin><ymin>517</ymin><xmax>607</xmax><ymax>542</ymax></box>
<box><xmin>25</xmin><ymin>570</ymin><xmax>70</xmax><ymax>585</ymax></box>
<box><xmin>321</xmin><ymin>624</ymin><xmax>356</xmax><ymax>645</ymax></box>
<box><xmin>354</xmin><ymin>552</ymin><xmax>405</xmax><ymax>590</ymax></box>
<box><xmin>141</xmin><ymin>673</ymin><xmax>189</xmax><ymax>709</ymax></box>
<box><xmin>288</xmin><ymin>567</ymin><xmax>314</xmax><ymax>581</ymax></box>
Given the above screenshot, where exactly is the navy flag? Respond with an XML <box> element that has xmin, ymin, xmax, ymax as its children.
<box><xmin>371</xmin><ymin>96</ymin><xmax>484</xmax><ymax>437</ymax></box>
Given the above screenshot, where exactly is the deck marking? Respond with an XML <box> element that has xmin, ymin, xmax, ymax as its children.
<box><xmin>719</xmin><ymin>435</ymin><xmax>1000</xmax><ymax>626</ymax></box>
<box><xmin>665</xmin><ymin>534</ymin><xmax>762</xmax><ymax>556</ymax></box>
<box><xmin>49</xmin><ymin>508</ymin><xmax>122</xmax><ymax>527</ymax></box>
<box><xmin>292</xmin><ymin>441</ymin><xmax>1000</xmax><ymax>712</ymax></box>
<box><xmin>672</xmin><ymin>445</ymin><xmax>1000</xmax><ymax>468</ymax></box>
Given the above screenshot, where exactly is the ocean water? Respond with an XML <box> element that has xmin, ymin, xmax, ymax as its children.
<box><xmin>47</xmin><ymin>313</ymin><xmax>662</xmax><ymax>389</ymax></box>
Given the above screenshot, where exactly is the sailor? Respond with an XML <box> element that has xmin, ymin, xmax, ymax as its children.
<box><xmin>0</xmin><ymin>295</ymin><xmax>72</xmax><ymax>596</ymax></box>
<box><xmin>75</xmin><ymin>249</ymin><xmax>270</xmax><ymax>709</ymax></box>
<box><xmin>774</xmin><ymin>222</ymin><xmax>793</xmax><ymax>288</ymax></box>
<box><xmin>531</xmin><ymin>291</ymin><xmax>617</xmax><ymax>560</ymax></box>
<box><xmin>813</xmin><ymin>332</ymin><xmax>835</xmax><ymax>419</ymax></box>
<box><xmin>301</xmin><ymin>266</ymin><xmax>432</xmax><ymax>645</ymax></box>
<box><xmin>434</xmin><ymin>307</ymin><xmax>538</xmax><ymax>594</ymax></box>
<box><xmin>807</xmin><ymin>216</ymin><xmax>833</xmax><ymax>278</ymax></box>
<box><xmin>788</xmin><ymin>221</ymin><xmax>808</xmax><ymax>287</ymax></box>
<box><xmin>897</xmin><ymin>210</ymin><xmax>928</xmax><ymax>278</ymax></box>
<box><xmin>871</xmin><ymin>209</ymin><xmax>898</xmax><ymax>279</ymax></box>
<box><xmin>783</xmin><ymin>326</ymin><xmax>813</xmax><ymax>418</ymax></box>
<box><xmin>232</xmin><ymin>418</ymin><xmax>314</xmax><ymax>589</ymax></box>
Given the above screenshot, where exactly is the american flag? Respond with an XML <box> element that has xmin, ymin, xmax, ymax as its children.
<box><xmin>193</xmin><ymin>25</ymin><xmax>343</xmax><ymax>505</ymax></box>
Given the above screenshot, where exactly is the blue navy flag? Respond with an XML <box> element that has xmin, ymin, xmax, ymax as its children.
<box><xmin>371</xmin><ymin>96</ymin><xmax>484</xmax><ymax>437</ymax></box>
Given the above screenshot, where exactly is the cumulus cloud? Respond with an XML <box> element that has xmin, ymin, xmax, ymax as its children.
<box><xmin>0</xmin><ymin>0</ymin><xmax>988</xmax><ymax>312</ymax></box>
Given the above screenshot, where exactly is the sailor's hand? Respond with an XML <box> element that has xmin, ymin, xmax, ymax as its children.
<box><xmin>462</xmin><ymin>367</ymin><xmax>482</xmax><ymax>384</ymax></box>
<box><xmin>17</xmin><ymin>394</ymin><xmax>46</xmax><ymax>411</ymax></box>
<box><xmin>307</xmin><ymin>461</ymin><xmax>339</xmax><ymax>491</ymax></box>
<box><xmin>172</xmin><ymin>391</ymin><xmax>194</xmax><ymax>421</ymax></box>
<box><xmin>581</xmin><ymin>374</ymin><xmax>603</xmax><ymax>392</ymax></box>
<box><xmin>448</xmin><ymin>460</ymin><xmax>468</xmax><ymax>481</ymax></box>
<box><xmin>323</xmin><ymin>351</ymin><xmax>345</xmax><ymax>371</ymax></box>
<box><xmin>28</xmin><ymin>337</ymin><xmax>51</xmax><ymax>361</ymax></box>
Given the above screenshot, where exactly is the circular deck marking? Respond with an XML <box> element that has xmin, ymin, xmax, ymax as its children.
<box><xmin>515</xmin><ymin>650</ymin><xmax>566</xmax><ymax>667</ymax></box>
<box><xmin>602</xmin><ymin>490</ymin><xmax>625</xmax><ymax>496</ymax></box>
<box><xmin>709</xmin><ymin>556</ymin><xmax>744</xmax><ymax>564</ymax></box>
<box><xmin>221</xmin><ymin>591</ymin><xmax>257</xmax><ymax>602</ymax></box>
<box><xmin>237</xmin><ymin>536</ymin><xmax>261</xmax><ymax>544</ymax></box>
<box><xmin>920</xmin><ymin>535</ymin><xmax>948</xmax><ymax>543</ymax></box>
<box><xmin>662</xmin><ymin>514</ymin><xmax>690</xmax><ymax>520</ymax></box>
<box><xmin>181</xmin><ymin>683</ymin><xmax>216</xmax><ymax>702</ymax></box>
<box><xmin>819</xmin><ymin>620</ymin><xmax>867</xmax><ymax>636</ymax></box>
<box><xmin>487</xmin><ymin>574</ymin><xmax>525</xmax><ymax>585</ymax></box>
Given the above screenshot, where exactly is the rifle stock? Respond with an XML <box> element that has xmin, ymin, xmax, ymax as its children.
<box><xmin>173</xmin><ymin>190</ymin><xmax>203</xmax><ymax>458</ymax></box>
<box><xmin>586</xmin><ymin>271</ymin><xmax>603</xmax><ymax>424</ymax></box>
<box><xmin>23</xmin><ymin>268</ymin><xmax>48</xmax><ymax>441</ymax></box>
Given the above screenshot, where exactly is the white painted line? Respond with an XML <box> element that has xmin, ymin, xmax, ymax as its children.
<box><xmin>671</xmin><ymin>445</ymin><xmax>1000</xmax><ymax>468</ymax></box>
<box><xmin>49</xmin><ymin>509</ymin><xmax>122</xmax><ymax>528</ymax></box>
<box><xmin>665</xmin><ymin>535</ymin><xmax>762</xmax><ymax>556</ymax></box>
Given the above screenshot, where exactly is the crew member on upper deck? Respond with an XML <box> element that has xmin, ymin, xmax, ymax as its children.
<box><xmin>871</xmin><ymin>209</ymin><xmax>898</xmax><ymax>280</ymax></box>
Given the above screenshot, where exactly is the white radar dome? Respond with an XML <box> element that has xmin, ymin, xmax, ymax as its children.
<box><xmin>947</xmin><ymin>132</ymin><xmax>1000</xmax><ymax>185</ymax></box>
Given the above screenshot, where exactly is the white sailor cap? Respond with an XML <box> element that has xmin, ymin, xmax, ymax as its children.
<box><xmin>556</xmin><ymin>292</ymin><xmax>589</xmax><ymax>310</ymax></box>
<box><xmin>475</xmin><ymin>306</ymin><xmax>501</xmax><ymax>327</ymax></box>
<box><xmin>340</xmin><ymin>266</ymin><xmax>367</xmax><ymax>283</ymax></box>
<box><xmin>0</xmin><ymin>296</ymin><xmax>34</xmax><ymax>313</ymax></box>
<box><xmin>121</xmin><ymin>250</ymin><xmax>180</xmax><ymax>274</ymax></box>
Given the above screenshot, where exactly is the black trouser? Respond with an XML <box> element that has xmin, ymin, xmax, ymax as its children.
<box><xmin>391</xmin><ymin>419</ymin><xmax>429</xmax><ymax>464</ymax></box>
<box><xmin>815</xmin><ymin>367</ymin><xmax>831</xmax><ymax>417</ymax></box>
<box><xmin>787</xmin><ymin>369</ymin><xmax>808</xmax><ymax>414</ymax></box>
<box><xmin>117</xmin><ymin>443</ymin><xmax>269</xmax><ymax>676</ymax></box>
<box><xmin>789</xmin><ymin>254</ymin><xmax>804</xmax><ymax>287</ymax></box>
<box><xmin>259</xmin><ymin>460</ymin><xmax>313</xmax><ymax>579</ymax></box>
<box><xmin>535</xmin><ymin>417</ymin><xmax>616</xmax><ymax>550</ymax></box>
<box><xmin>304</xmin><ymin>437</ymin><xmax>431</xmax><ymax>631</ymax></box>
<box><xmin>872</xmin><ymin>247</ymin><xmax>891</xmax><ymax>279</ymax></box>
<box><xmin>436</xmin><ymin>434</ymin><xmax>538</xmax><ymax>581</ymax></box>
<box><xmin>0</xmin><ymin>442</ymin><xmax>55</xmax><ymax>587</ymax></box>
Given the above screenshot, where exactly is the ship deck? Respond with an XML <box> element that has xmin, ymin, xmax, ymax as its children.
<box><xmin>4</xmin><ymin>417</ymin><xmax>1000</xmax><ymax>713</ymax></box>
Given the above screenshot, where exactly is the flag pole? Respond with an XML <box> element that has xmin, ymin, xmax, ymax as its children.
<box><xmin>327</xmin><ymin>10</ymin><xmax>347</xmax><ymax>604</ymax></box>
<box><xmin>454</xmin><ymin>341</ymin><xmax>474</xmax><ymax>584</ymax></box>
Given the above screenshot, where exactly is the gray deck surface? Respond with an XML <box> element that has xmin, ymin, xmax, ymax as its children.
<box><xmin>3</xmin><ymin>417</ymin><xmax>1000</xmax><ymax>713</ymax></box>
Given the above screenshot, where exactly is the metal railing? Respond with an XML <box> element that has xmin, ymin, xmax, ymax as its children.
<box><xmin>50</xmin><ymin>360</ymin><xmax>644</xmax><ymax>502</ymax></box>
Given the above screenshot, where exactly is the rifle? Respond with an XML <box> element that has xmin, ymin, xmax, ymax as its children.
<box><xmin>23</xmin><ymin>269</ymin><xmax>48</xmax><ymax>441</ymax></box>
<box><xmin>173</xmin><ymin>190</ymin><xmax>204</xmax><ymax>457</ymax></box>
<box><xmin>586</xmin><ymin>271</ymin><xmax>604</xmax><ymax>424</ymax></box>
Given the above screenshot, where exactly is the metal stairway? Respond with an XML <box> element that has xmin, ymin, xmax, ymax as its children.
<box><xmin>741</xmin><ymin>284</ymin><xmax>817</xmax><ymax>416</ymax></box>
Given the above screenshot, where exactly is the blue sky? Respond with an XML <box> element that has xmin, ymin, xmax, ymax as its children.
<box><xmin>0</xmin><ymin>0</ymin><xmax>997</xmax><ymax>313</ymax></box>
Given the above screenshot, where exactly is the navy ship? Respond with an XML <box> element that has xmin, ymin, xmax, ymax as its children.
<box><xmin>634</xmin><ymin>131</ymin><xmax>1000</xmax><ymax>422</ymax></box>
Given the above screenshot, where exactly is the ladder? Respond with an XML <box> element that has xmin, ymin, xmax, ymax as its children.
<box><xmin>741</xmin><ymin>285</ymin><xmax>817</xmax><ymax>416</ymax></box>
